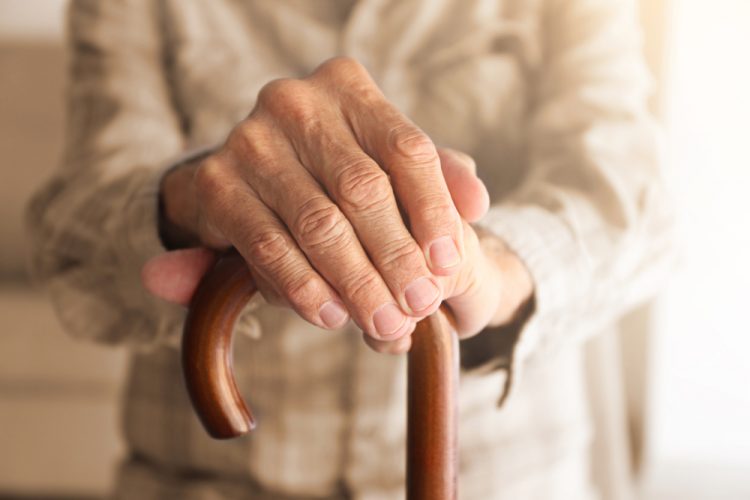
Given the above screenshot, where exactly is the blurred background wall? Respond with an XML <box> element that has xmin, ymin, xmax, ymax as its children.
<box><xmin>645</xmin><ymin>0</ymin><xmax>750</xmax><ymax>497</ymax></box>
<box><xmin>0</xmin><ymin>0</ymin><xmax>126</xmax><ymax>497</ymax></box>
<box><xmin>0</xmin><ymin>0</ymin><xmax>748</xmax><ymax>499</ymax></box>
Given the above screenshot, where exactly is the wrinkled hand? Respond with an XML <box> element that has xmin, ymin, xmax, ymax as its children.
<box><xmin>143</xmin><ymin>57</ymin><xmax>532</xmax><ymax>352</ymax></box>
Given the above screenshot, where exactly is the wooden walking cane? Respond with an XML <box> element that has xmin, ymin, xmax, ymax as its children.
<box><xmin>182</xmin><ymin>250</ymin><xmax>459</xmax><ymax>499</ymax></box>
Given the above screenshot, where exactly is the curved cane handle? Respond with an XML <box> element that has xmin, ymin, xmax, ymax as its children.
<box><xmin>182</xmin><ymin>250</ymin><xmax>458</xmax><ymax>499</ymax></box>
<box><xmin>182</xmin><ymin>251</ymin><xmax>257</xmax><ymax>438</ymax></box>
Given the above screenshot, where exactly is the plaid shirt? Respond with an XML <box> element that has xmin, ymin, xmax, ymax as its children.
<box><xmin>27</xmin><ymin>0</ymin><xmax>673</xmax><ymax>498</ymax></box>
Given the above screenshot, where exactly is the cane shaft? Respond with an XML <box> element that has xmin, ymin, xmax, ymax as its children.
<box><xmin>407</xmin><ymin>311</ymin><xmax>459</xmax><ymax>500</ymax></box>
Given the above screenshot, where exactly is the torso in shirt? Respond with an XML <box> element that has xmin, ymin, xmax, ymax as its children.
<box><xmin>121</xmin><ymin>1</ymin><xmax>594</xmax><ymax>498</ymax></box>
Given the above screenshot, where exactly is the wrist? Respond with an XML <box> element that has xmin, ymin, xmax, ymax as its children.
<box><xmin>478</xmin><ymin>231</ymin><xmax>535</xmax><ymax>327</ymax></box>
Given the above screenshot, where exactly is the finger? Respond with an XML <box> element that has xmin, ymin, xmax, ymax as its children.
<box><xmin>239</xmin><ymin>142</ymin><xmax>415</xmax><ymax>340</ymax></box>
<box><xmin>439</xmin><ymin>221</ymin><xmax>500</xmax><ymax>337</ymax></box>
<box><xmin>437</xmin><ymin>147</ymin><xmax>490</xmax><ymax>223</ymax></box>
<box><xmin>247</xmin><ymin>270</ymin><xmax>286</xmax><ymax>307</ymax></box>
<box><xmin>194</xmin><ymin>156</ymin><xmax>349</xmax><ymax>330</ymax></box>
<box><xmin>362</xmin><ymin>320</ymin><xmax>415</xmax><ymax>354</ymax></box>
<box><xmin>281</xmin><ymin>116</ymin><xmax>443</xmax><ymax>319</ymax></box>
<box><xmin>344</xmin><ymin>98</ymin><xmax>464</xmax><ymax>276</ymax></box>
<box><xmin>141</xmin><ymin>248</ymin><xmax>217</xmax><ymax>306</ymax></box>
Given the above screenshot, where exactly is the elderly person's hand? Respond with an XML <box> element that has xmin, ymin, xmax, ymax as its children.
<box><xmin>144</xmin><ymin>57</ymin><xmax>533</xmax><ymax>352</ymax></box>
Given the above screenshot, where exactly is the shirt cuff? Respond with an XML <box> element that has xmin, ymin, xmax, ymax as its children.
<box><xmin>473</xmin><ymin>203</ymin><xmax>587</xmax><ymax>405</ymax></box>
<box><xmin>124</xmin><ymin>167</ymin><xmax>168</xmax><ymax>265</ymax></box>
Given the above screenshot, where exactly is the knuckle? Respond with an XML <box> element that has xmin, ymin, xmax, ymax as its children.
<box><xmin>341</xmin><ymin>269</ymin><xmax>382</xmax><ymax>304</ymax></box>
<box><xmin>388</xmin><ymin>125</ymin><xmax>438</xmax><ymax>164</ymax></box>
<box><xmin>310</xmin><ymin>57</ymin><xmax>377</xmax><ymax>99</ymax></box>
<box><xmin>379</xmin><ymin>237</ymin><xmax>423</xmax><ymax>269</ymax></box>
<box><xmin>258</xmin><ymin>78</ymin><xmax>301</xmax><ymax>103</ymax></box>
<box><xmin>335</xmin><ymin>161</ymin><xmax>392</xmax><ymax>212</ymax></box>
<box><xmin>245</xmin><ymin>230</ymin><xmax>291</xmax><ymax>269</ymax></box>
<box><xmin>294</xmin><ymin>198</ymin><xmax>349</xmax><ymax>251</ymax></box>
<box><xmin>415</xmin><ymin>193</ymin><xmax>457</xmax><ymax>224</ymax></box>
<box><xmin>230</xmin><ymin>119</ymin><xmax>270</xmax><ymax>160</ymax></box>
<box><xmin>194</xmin><ymin>157</ymin><xmax>230</xmax><ymax>203</ymax></box>
<box><xmin>283</xmin><ymin>272</ymin><xmax>323</xmax><ymax>312</ymax></box>
<box><xmin>314</xmin><ymin>56</ymin><xmax>367</xmax><ymax>80</ymax></box>
<box><xmin>257</xmin><ymin>78</ymin><xmax>313</xmax><ymax>117</ymax></box>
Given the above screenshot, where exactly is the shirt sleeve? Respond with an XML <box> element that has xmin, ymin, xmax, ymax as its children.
<box><xmin>473</xmin><ymin>0</ymin><xmax>675</xmax><ymax>399</ymax></box>
<box><xmin>26</xmin><ymin>0</ymin><xmax>188</xmax><ymax>348</ymax></box>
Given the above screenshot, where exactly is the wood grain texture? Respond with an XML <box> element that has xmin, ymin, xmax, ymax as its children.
<box><xmin>182</xmin><ymin>251</ymin><xmax>459</xmax><ymax>499</ymax></box>
<box><xmin>182</xmin><ymin>251</ymin><xmax>257</xmax><ymax>439</ymax></box>
<box><xmin>407</xmin><ymin>309</ymin><xmax>459</xmax><ymax>500</ymax></box>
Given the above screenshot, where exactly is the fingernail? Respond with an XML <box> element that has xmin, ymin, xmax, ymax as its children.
<box><xmin>373</xmin><ymin>302</ymin><xmax>408</xmax><ymax>338</ymax></box>
<box><xmin>429</xmin><ymin>236</ymin><xmax>460</xmax><ymax>269</ymax></box>
<box><xmin>319</xmin><ymin>301</ymin><xmax>349</xmax><ymax>329</ymax></box>
<box><xmin>405</xmin><ymin>277</ymin><xmax>440</xmax><ymax>313</ymax></box>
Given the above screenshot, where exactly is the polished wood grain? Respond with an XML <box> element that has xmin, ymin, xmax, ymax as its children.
<box><xmin>407</xmin><ymin>310</ymin><xmax>459</xmax><ymax>500</ymax></box>
<box><xmin>182</xmin><ymin>251</ymin><xmax>257</xmax><ymax>438</ymax></box>
<box><xmin>182</xmin><ymin>250</ymin><xmax>458</xmax><ymax>498</ymax></box>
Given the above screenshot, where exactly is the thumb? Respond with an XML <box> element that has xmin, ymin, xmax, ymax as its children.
<box><xmin>437</xmin><ymin>147</ymin><xmax>490</xmax><ymax>223</ymax></box>
<box><xmin>141</xmin><ymin>248</ymin><xmax>217</xmax><ymax>306</ymax></box>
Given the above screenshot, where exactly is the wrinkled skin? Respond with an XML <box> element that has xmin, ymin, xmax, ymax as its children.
<box><xmin>142</xmin><ymin>57</ymin><xmax>532</xmax><ymax>354</ymax></box>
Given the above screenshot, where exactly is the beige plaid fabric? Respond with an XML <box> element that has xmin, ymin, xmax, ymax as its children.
<box><xmin>26</xmin><ymin>0</ymin><xmax>673</xmax><ymax>498</ymax></box>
